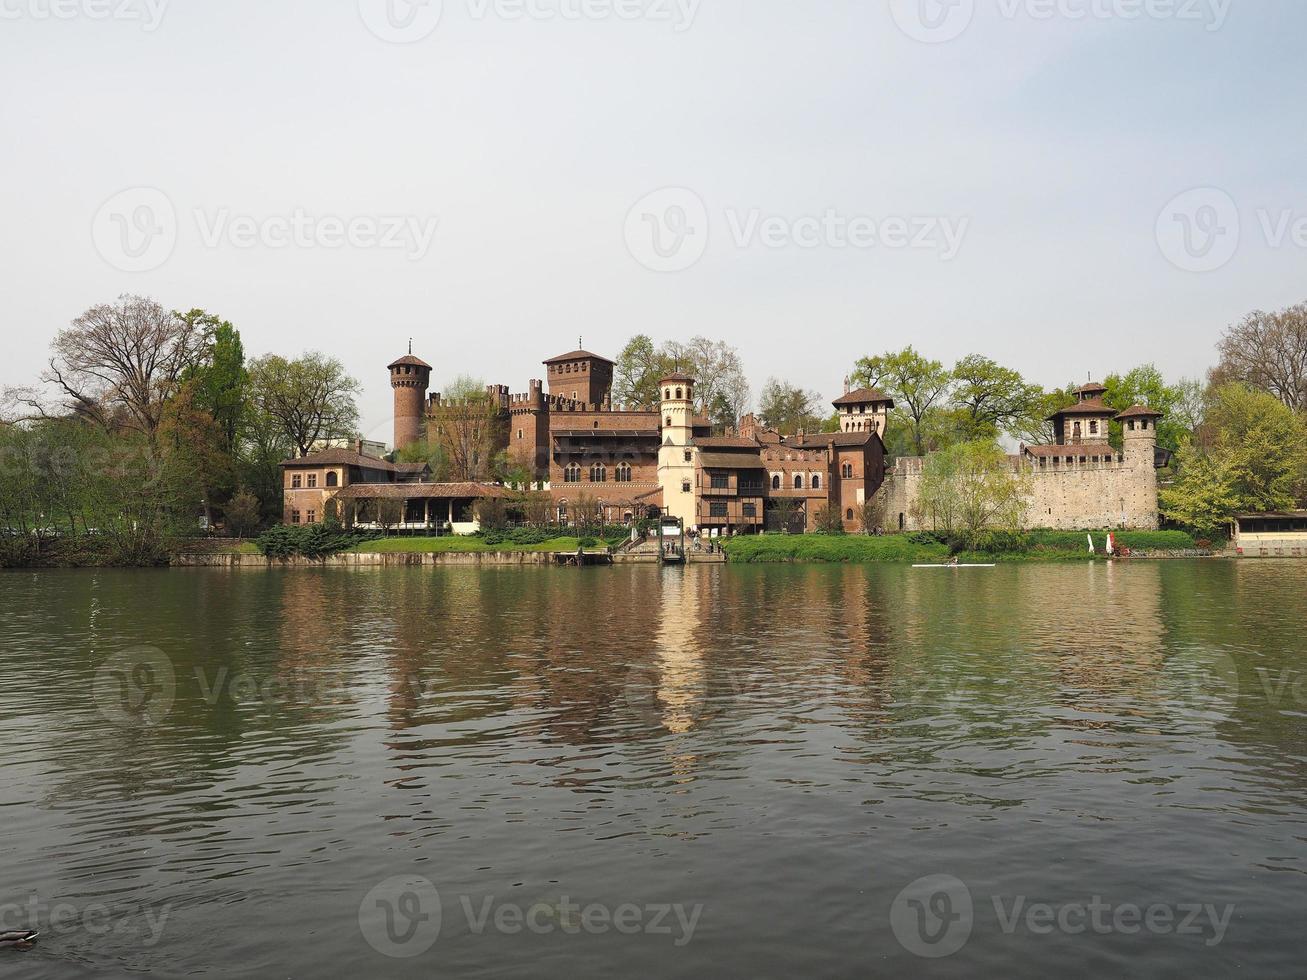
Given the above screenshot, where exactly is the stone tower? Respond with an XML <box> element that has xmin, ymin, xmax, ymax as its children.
<box><xmin>1116</xmin><ymin>404</ymin><xmax>1163</xmax><ymax>529</ymax></box>
<box><xmin>543</xmin><ymin>346</ymin><xmax>615</xmax><ymax>406</ymax></box>
<box><xmin>389</xmin><ymin>350</ymin><xmax>432</xmax><ymax>452</ymax></box>
<box><xmin>833</xmin><ymin>381</ymin><xmax>895</xmax><ymax>437</ymax></box>
<box><xmin>657</xmin><ymin>372</ymin><xmax>698</xmax><ymax>531</ymax></box>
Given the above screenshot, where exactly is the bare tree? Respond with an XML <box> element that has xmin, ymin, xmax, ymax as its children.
<box><xmin>1215</xmin><ymin>303</ymin><xmax>1307</xmax><ymax>412</ymax></box>
<box><xmin>38</xmin><ymin>295</ymin><xmax>205</xmax><ymax>439</ymax></box>
<box><xmin>427</xmin><ymin>378</ymin><xmax>506</xmax><ymax>482</ymax></box>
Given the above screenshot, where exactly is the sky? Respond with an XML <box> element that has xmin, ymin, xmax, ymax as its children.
<box><xmin>2</xmin><ymin>0</ymin><xmax>1305</xmax><ymax>447</ymax></box>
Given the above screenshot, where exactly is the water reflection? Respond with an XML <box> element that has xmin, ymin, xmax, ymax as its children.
<box><xmin>2</xmin><ymin>562</ymin><xmax>1307</xmax><ymax>979</ymax></box>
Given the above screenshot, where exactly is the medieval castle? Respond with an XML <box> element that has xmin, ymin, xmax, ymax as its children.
<box><xmin>281</xmin><ymin>344</ymin><xmax>1166</xmax><ymax>534</ymax></box>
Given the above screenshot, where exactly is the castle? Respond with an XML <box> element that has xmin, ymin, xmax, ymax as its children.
<box><xmin>278</xmin><ymin>345</ymin><xmax>1166</xmax><ymax>534</ymax></box>
<box><xmin>377</xmin><ymin>347</ymin><xmax>1167</xmax><ymax>533</ymax></box>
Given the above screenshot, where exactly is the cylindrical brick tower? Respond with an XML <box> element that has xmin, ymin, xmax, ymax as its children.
<box><xmin>389</xmin><ymin>350</ymin><xmax>432</xmax><ymax>452</ymax></box>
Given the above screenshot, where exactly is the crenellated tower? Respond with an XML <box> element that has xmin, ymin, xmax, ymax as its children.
<box><xmin>389</xmin><ymin>349</ymin><xmax>432</xmax><ymax>452</ymax></box>
<box><xmin>657</xmin><ymin>372</ymin><xmax>698</xmax><ymax>529</ymax></box>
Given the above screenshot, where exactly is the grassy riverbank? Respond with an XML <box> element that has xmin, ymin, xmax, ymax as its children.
<box><xmin>351</xmin><ymin>536</ymin><xmax>624</xmax><ymax>555</ymax></box>
<box><xmin>723</xmin><ymin>530</ymin><xmax>1199</xmax><ymax>564</ymax></box>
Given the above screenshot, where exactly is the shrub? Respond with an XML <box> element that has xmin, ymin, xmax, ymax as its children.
<box><xmin>256</xmin><ymin>519</ymin><xmax>380</xmax><ymax>559</ymax></box>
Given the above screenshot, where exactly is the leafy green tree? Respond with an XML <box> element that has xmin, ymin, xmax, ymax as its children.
<box><xmin>247</xmin><ymin>352</ymin><xmax>361</xmax><ymax>457</ymax></box>
<box><xmin>949</xmin><ymin>355</ymin><xmax>1045</xmax><ymax>443</ymax></box>
<box><xmin>181</xmin><ymin>313</ymin><xmax>247</xmax><ymax>451</ymax></box>
<box><xmin>1158</xmin><ymin>448</ymin><xmax>1239</xmax><ymax>535</ymax></box>
<box><xmin>1103</xmin><ymin>365</ymin><xmax>1201</xmax><ymax>452</ymax></box>
<box><xmin>913</xmin><ymin>440</ymin><xmax>1029</xmax><ymax>540</ymax></box>
<box><xmin>852</xmin><ymin>347</ymin><xmax>953</xmax><ymax>455</ymax></box>
<box><xmin>1204</xmin><ymin>383</ymin><xmax>1307</xmax><ymax>512</ymax></box>
<box><xmin>613</xmin><ymin>335</ymin><xmax>667</xmax><ymax>408</ymax></box>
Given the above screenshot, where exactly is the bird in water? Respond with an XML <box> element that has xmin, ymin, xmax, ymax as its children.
<box><xmin>0</xmin><ymin>931</ymin><xmax>39</xmax><ymax>950</ymax></box>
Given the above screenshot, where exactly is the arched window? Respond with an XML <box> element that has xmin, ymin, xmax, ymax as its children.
<box><xmin>616</xmin><ymin>463</ymin><xmax>632</xmax><ymax>482</ymax></box>
<box><xmin>326</xmin><ymin>471</ymin><xmax>338</xmax><ymax>488</ymax></box>
<box><xmin>564</xmin><ymin>463</ymin><xmax>581</xmax><ymax>482</ymax></box>
<box><xmin>842</xmin><ymin>463</ymin><xmax>853</xmax><ymax>479</ymax></box>
<box><xmin>794</xmin><ymin>475</ymin><xmax>804</xmax><ymax>490</ymax></box>
<box><xmin>812</xmin><ymin>475</ymin><xmax>821</xmax><ymax>490</ymax></box>
<box><xmin>664</xmin><ymin>389</ymin><xmax>671</xmax><ymax>400</ymax></box>
<box><xmin>846</xmin><ymin>508</ymin><xmax>854</xmax><ymax>521</ymax></box>
<box><xmin>772</xmin><ymin>475</ymin><xmax>781</xmax><ymax>490</ymax></box>
<box><xmin>590</xmin><ymin>464</ymin><xmax>606</xmax><ymax>483</ymax></box>
<box><xmin>675</xmin><ymin>388</ymin><xmax>682</xmax><ymax>400</ymax></box>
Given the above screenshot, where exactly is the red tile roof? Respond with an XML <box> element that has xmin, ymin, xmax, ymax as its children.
<box><xmin>832</xmin><ymin>387</ymin><xmax>893</xmax><ymax>407</ymax></box>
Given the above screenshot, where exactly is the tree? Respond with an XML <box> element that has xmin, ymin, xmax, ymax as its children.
<box><xmin>1158</xmin><ymin>447</ymin><xmax>1239</xmax><ymax>536</ymax></box>
<box><xmin>1215</xmin><ymin>302</ymin><xmax>1307</xmax><ymax>412</ymax></box>
<box><xmin>852</xmin><ymin>347</ymin><xmax>953</xmax><ymax>456</ymax></box>
<box><xmin>427</xmin><ymin>377</ymin><xmax>506</xmax><ymax>482</ymax></box>
<box><xmin>813</xmin><ymin>505</ymin><xmax>846</xmax><ymax>535</ymax></box>
<box><xmin>914</xmin><ymin>440</ymin><xmax>1028</xmax><ymax>540</ymax></box>
<box><xmin>949</xmin><ymin>355</ymin><xmax>1044</xmax><ymax>443</ymax></box>
<box><xmin>1203</xmin><ymin>383</ymin><xmax>1307</xmax><ymax>512</ymax></box>
<box><xmin>181</xmin><ymin>313</ymin><xmax>247</xmax><ymax>451</ymax></box>
<box><xmin>39</xmin><ymin>295</ymin><xmax>206</xmax><ymax>440</ymax></box>
<box><xmin>247</xmin><ymin>352</ymin><xmax>361</xmax><ymax>458</ymax></box>
<box><xmin>1103</xmin><ymin>364</ymin><xmax>1201</xmax><ymax>452</ymax></box>
<box><xmin>224</xmin><ymin>488</ymin><xmax>262</xmax><ymax>538</ymax></box>
<box><xmin>1009</xmin><ymin>385</ymin><xmax>1079</xmax><ymax>447</ymax></box>
<box><xmin>757</xmin><ymin>378</ymin><xmax>825</xmax><ymax>434</ymax></box>
<box><xmin>157</xmin><ymin>382</ymin><xmax>236</xmax><ymax>527</ymax></box>
<box><xmin>613</xmin><ymin>335</ymin><xmax>665</xmax><ymax>408</ymax></box>
<box><xmin>854</xmin><ymin>494</ymin><xmax>885</xmax><ymax>535</ymax></box>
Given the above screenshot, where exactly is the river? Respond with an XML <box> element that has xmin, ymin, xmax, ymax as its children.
<box><xmin>1</xmin><ymin>561</ymin><xmax>1304</xmax><ymax>977</ymax></box>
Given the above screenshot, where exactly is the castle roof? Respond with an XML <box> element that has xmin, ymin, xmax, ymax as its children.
<box><xmin>832</xmin><ymin>387</ymin><xmax>894</xmax><ymax>407</ymax></box>
<box><xmin>660</xmin><ymin>371</ymin><xmax>695</xmax><ymax>383</ymax></box>
<box><xmin>788</xmin><ymin>430</ymin><xmax>879</xmax><ymax>449</ymax></box>
<box><xmin>389</xmin><ymin>354</ymin><xmax>432</xmax><ymax>370</ymax></box>
<box><xmin>1047</xmin><ymin>396</ymin><xmax>1115</xmax><ymax>420</ymax></box>
<box><xmin>1115</xmin><ymin>404</ymin><xmax>1165</xmax><ymax>419</ymax></box>
<box><xmin>699</xmin><ymin>452</ymin><xmax>767</xmax><ymax>470</ymax></box>
<box><xmin>544</xmin><ymin>349</ymin><xmax>615</xmax><ymax>366</ymax></box>
<box><xmin>1075</xmin><ymin>381</ymin><xmax>1109</xmax><ymax>397</ymax></box>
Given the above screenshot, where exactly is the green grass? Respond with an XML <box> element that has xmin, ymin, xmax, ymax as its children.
<box><xmin>723</xmin><ymin>530</ymin><xmax>1198</xmax><ymax>564</ymax></box>
<box><xmin>351</xmin><ymin>536</ymin><xmax>621</xmax><ymax>554</ymax></box>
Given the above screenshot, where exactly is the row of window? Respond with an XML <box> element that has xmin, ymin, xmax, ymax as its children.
<box><xmin>772</xmin><ymin>474</ymin><xmax>822</xmax><ymax>490</ymax></box>
<box><xmin>290</xmin><ymin>472</ymin><xmax>339</xmax><ymax>489</ymax></box>
<box><xmin>562</xmin><ymin>463</ymin><xmax>635</xmax><ymax>483</ymax></box>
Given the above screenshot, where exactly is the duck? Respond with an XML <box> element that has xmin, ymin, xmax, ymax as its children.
<box><xmin>0</xmin><ymin>930</ymin><xmax>39</xmax><ymax>949</ymax></box>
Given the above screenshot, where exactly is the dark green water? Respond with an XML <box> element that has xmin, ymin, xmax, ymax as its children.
<box><xmin>1</xmin><ymin>562</ymin><xmax>1305</xmax><ymax>978</ymax></box>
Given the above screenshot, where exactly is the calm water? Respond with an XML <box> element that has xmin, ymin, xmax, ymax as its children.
<box><xmin>1</xmin><ymin>562</ymin><xmax>1305</xmax><ymax>978</ymax></box>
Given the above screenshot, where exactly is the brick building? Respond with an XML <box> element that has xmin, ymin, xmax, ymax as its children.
<box><xmin>388</xmin><ymin>346</ymin><xmax>889</xmax><ymax>533</ymax></box>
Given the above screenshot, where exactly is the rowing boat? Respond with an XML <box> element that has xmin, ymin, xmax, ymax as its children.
<box><xmin>912</xmin><ymin>563</ymin><xmax>997</xmax><ymax>568</ymax></box>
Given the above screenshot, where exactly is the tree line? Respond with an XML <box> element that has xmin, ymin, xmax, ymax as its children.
<box><xmin>1</xmin><ymin>295</ymin><xmax>363</xmax><ymax>561</ymax></box>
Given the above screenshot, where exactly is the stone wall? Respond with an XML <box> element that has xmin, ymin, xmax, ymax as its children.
<box><xmin>875</xmin><ymin>452</ymin><xmax>1160</xmax><ymax>532</ymax></box>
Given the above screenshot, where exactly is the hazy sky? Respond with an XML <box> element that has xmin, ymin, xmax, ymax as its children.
<box><xmin>2</xmin><ymin>0</ymin><xmax>1304</xmax><ymax>445</ymax></box>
